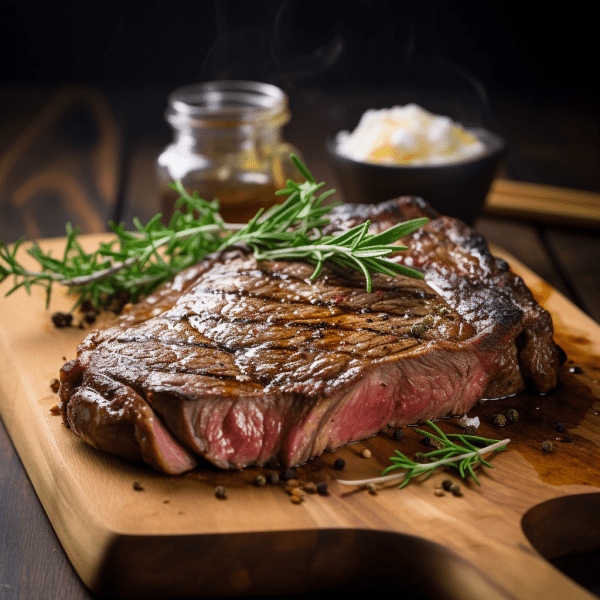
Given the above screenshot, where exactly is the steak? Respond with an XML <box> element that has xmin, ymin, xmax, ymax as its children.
<box><xmin>59</xmin><ymin>197</ymin><xmax>561</xmax><ymax>473</ymax></box>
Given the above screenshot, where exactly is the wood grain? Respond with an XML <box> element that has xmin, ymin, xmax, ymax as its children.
<box><xmin>0</xmin><ymin>235</ymin><xmax>599</xmax><ymax>600</ymax></box>
<box><xmin>485</xmin><ymin>179</ymin><xmax>600</xmax><ymax>227</ymax></box>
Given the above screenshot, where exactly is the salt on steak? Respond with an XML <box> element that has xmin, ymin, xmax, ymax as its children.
<box><xmin>59</xmin><ymin>197</ymin><xmax>561</xmax><ymax>473</ymax></box>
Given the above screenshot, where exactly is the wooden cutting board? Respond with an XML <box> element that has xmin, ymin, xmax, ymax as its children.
<box><xmin>1</xmin><ymin>234</ymin><xmax>599</xmax><ymax>600</ymax></box>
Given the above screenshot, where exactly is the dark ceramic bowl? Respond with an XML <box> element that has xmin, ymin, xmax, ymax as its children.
<box><xmin>326</xmin><ymin>127</ymin><xmax>506</xmax><ymax>225</ymax></box>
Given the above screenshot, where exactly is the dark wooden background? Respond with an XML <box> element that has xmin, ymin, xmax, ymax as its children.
<box><xmin>1</xmin><ymin>2</ymin><xmax>599</xmax><ymax>599</ymax></box>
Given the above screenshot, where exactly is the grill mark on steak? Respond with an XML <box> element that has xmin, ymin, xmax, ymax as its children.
<box><xmin>59</xmin><ymin>196</ymin><xmax>561</xmax><ymax>472</ymax></box>
<box><xmin>103</xmin><ymin>324</ymin><xmax>425</xmax><ymax>387</ymax></box>
<box><xmin>188</xmin><ymin>269</ymin><xmax>439</xmax><ymax>311</ymax></box>
<box><xmin>114</xmin><ymin>310</ymin><xmax>432</xmax><ymax>352</ymax></box>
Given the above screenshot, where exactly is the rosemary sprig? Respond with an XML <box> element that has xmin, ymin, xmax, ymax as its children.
<box><xmin>223</xmin><ymin>155</ymin><xmax>428</xmax><ymax>291</ymax></box>
<box><xmin>0</xmin><ymin>188</ymin><xmax>224</xmax><ymax>309</ymax></box>
<box><xmin>0</xmin><ymin>155</ymin><xmax>427</xmax><ymax>310</ymax></box>
<box><xmin>337</xmin><ymin>421</ymin><xmax>510</xmax><ymax>489</ymax></box>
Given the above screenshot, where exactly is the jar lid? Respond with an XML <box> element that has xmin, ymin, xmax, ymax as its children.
<box><xmin>166</xmin><ymin>80</ymin><xmax>290</xmax><ymax>129</ymax></box>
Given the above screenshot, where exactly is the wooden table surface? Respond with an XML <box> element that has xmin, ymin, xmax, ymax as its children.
<box><xmin>1</xmin><ymin>83</ymin><xmax>599</xmax><ymax>600</ymax></box>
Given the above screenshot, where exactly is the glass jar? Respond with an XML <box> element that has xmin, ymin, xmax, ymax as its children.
<box><xmin>157</xmin><ymin>80</ymin><xmax>301</xmax><ymax>223</ymax></box>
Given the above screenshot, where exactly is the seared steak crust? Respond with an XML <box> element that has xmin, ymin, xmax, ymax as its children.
<box><xmin>59</xmin><ymin>197</ymin><xmax>560</xmax><ymax>472</ymax></box>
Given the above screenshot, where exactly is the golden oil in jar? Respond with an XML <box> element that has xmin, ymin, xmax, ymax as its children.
<box><xmin>157</xmin><ymin>81</ymin><xmax>301</xmax><ymax>224</ymax></box>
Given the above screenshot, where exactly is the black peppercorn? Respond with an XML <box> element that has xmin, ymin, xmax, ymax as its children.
<box><xmin>393</xmin><ymin>428</ymin><xmax>404</xmax><ymax>441</ymax></box>
<box><xmin>465</xmin><ymin>425</ymin><xmax>477</xmax><ymax>436</ymax></box>
<box><xmin>421</xmin><ymin>436</ymin><xmax>431</xmax><ymax>447</ymax></box>
<box><xmin>493</xmin><ymin>413</ymin><xmax>507</xmax><ymax>427</ymax></box>
<box><xmin>441</xmin><ymin>479</ymin><xmax>453</xmax><ymax>491</ymax></box>
<box><xmin>52</xmin><ymin>312</ymin><xmax>73</xmax><ymax>328</ymax></box>
<box><xmin>450</xmin><ymin>484</ymin><xmax>463</xmax><ymax>497</ymax></box>
<box><xmin>214</xmin><ymin>485</ymin><xmax>227</xmax><ymax>499</ymax></box>
<box><xmin>507</xmin><ymin>409</ymin><xmax>519</xmax><ymax>423</ymax></box>
<box><xmin>83</xmin><ymin>311</ymin><xmax>97</xmax><ymax>324</ymax></box>
<box><xmin>542</xmin><ymin>440</ymin><xmax>553</xmax><ymax>453</ymax></box>
<box><xmin>282</xmin><ymin>468</ymin><xmax>297</xmax><ymax>481</ymax></box>
<box><xmin>556</xmin><ymin>422</ymin><xmax>566</xmax><ymax>433</ymax></box>
<box><xmin>266</xmin><ymin>471</ymin><xmax>280</xmax><ymax>484</ymax></box>
<box><xmin>254</xmin><ymin>475</ymin><xmax>266</xmax><ymax>486</ymax></box>
<box><xmin>334</xmin><ymin>458</ymin><xmax>345</xmax><ymax>470</ymax></box>
<box><xmin>316</xmin><ymin>482</ymin><xmax>328</xmax><ymax>495</ymax></box>
<box><xmin>79</xmin><ymin>299</ymin><xmax>93</xmax><ymax>313</ymax></box>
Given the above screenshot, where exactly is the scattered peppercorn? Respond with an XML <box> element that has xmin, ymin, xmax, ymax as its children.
<box><xmin>79</xmin><ymin>300</ymin><xmax>94</xmax><ymax>313</ymax></box>
<box><xmin>542</xmin><ymin>440</ymin><xmax>553</xmax><ymax>453</ymax></box>
<box><xmin>282</xmin><ymin>468</ymin><xmax>297</xmax><ymax>481</ymax></box>
<box><xmin>304</xmin><ymin>482</ymin><xmax>317</xmax><ymax>494</ymax></box>
<box><xmin>214</xmin><ymin>485</ymin><xmax>227</xmax><ymax>499</ymax></box>
<box><xmin>366</xmin><ymin>483</ymin><xmax>377</xmax><ymax>495</ymax></box>
<box><xmin>464</xmin><ymin>425</ymin><xmax>477</xmax><ymax>436</ymax></box>
<box><xmin>266</xmin><ymin>471</ymin><xmax>280</xmax><ymax>484</ymax></box>
<box><xmin>507</xmin><ymin>409</ymin><xmax>519</xmax><ymax>423</ymax></box>
<box><xmin>334</xmin><ymin>458</ymin><xmax>345</xmax><ymax>470</ymax></box>
<box><xmin>556</xmin><ymin>422</ymin><xmax>566</xmax><ymax>433</ymax></box>
<box><xmin>83</xmin><ymin>311</ymin><xmax>97</xmax><ymax>325</ymax></box>
<box><xmin>420</xmin><ymin>436</ymin><xmax>431</xmax><ymax>447</ymax></box>
<box><xmin>49</xmin><ymin>378</ymin><xmax>60</xmax><ymax>393</ymax></box>
<box><xmin>289</xmin><ymin>487</ymin><xmax>305</xmax><ymax>498</ymax></box>
<box><xmin>316</xmin><ymin>482</ymin><xmax>328</xmax><ymax>495</ymax></box>
<box><xmin>493</xmin><ymin>413</ymin><xmax>507</xmax><ymax>427</ymax></box>
<box><xmin>132</xmin><ymin>481</ymin><xmax>143</xmax><ymax>491</ymax></box>
<box><xmin>52</xmin><ymin>312</ymin><xmax>73</xmax><ymax>328</ymax></box>
<box><xmin>450</xmin><ymin>484</ymin><xmax>463</xmax><ymax>497</ymax></box>
<box><xmin>441</xmin><ymin>480</ymin><xmax>453</xmax><ymax>492</ymax></box>
<box><xmin>362</xmin><ymin>449</ymin><xmax>372</xmax><ymax>459</ymax></box>
<box><xmin>254</xmin><ymin>475</ymin><xmax>266</xmax><ymax>487</ymax></box>
<box><xmin>393</xmin><ymin>428</ymin><xmax>404</xmax><ymax>441</ymax></box>
<box><xmin>290</xmin><ymin>495</ymin><xmax>303</xmax><ymax>504</ymax></box>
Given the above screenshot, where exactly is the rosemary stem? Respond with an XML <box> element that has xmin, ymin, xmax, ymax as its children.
<box><xmin>135</xmin><ymin>223</ymin><xmax>224</xmax><ymax>248</ymax></box>
<box><xmin>15</xmin><ymin>270</ymin><xmax>66</xmax><ymax>281</ymax></box>
<box><xmin>59</xmin><ymin>223</ymin><xmax>245</xmax><ymax>287</ymax></box>
<box><xmin>256</xmin><ymin>243</ymin><xmax>354</xmax><ymax>257</ymax></box>
<box><xmin>60</xmin><ymin>256</ymin><xmax>139</xmax><ymax>286</ymax></box>
<box><xmin>336</xmin><ymin>438</ymin><xmax>510</xmax><ymax>487</ymax></box>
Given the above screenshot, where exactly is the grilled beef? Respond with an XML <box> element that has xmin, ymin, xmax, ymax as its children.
<box><xmin>59</xmin><ymin>197</ymin><xmax>561</xmax><ymax>473</ymax></box>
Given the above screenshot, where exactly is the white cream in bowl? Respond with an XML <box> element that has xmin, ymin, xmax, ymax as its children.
<box><xmin>335</xmin><ymin>104</ymin><xmax>486</xmax><ymax>166</ymax></box>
